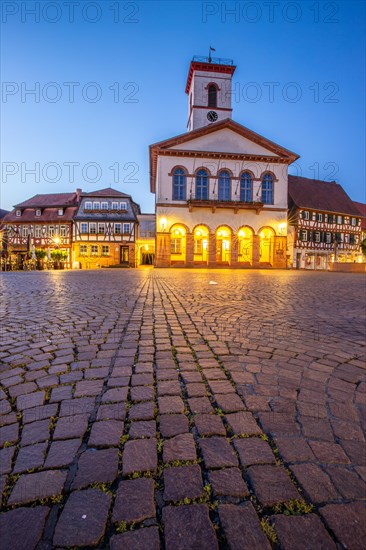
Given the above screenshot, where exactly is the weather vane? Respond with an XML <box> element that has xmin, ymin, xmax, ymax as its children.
<box><xmin>208</xmin><ymin>46</ymin><xmax>215</xmax><ymax>63</ymax></box>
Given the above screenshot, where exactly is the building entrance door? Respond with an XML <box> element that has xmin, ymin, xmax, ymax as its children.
<box><xmin>120</xmin><ymin>246</ymin><xmax>129</xmax><ymax>264</ymax></box>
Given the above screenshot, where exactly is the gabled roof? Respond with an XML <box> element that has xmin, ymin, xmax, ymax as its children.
<box><xmin>353</xmin><ymin>201</ymin><xmax>366</xmax><ymax>229</ymax></box>
<box><xmin>288</xmin><ymin>176</ymin><xmax>361</xmax><ymax>216</ymax></box>
<box><xmin>0</xmin><ymin>209</ymin><xmax>10</xmax><ymax>219</ymax></box>
<box><xmin>2</xmin><ymin>206</ymin><xmax>78</xmax><ymax>223</ymax></box>
<box><xmin>149</xmin><ymin>118</ymin><xmax>299</xmax><ymax>192</ymax></box>
<box><xmin>14</xmin><ymin>192</ymin><xmax>79</xmax><ymax>208</ymax></box>
<box><xmin>82</xmin><ymin>188</ymin><xmax>131</xmax><ymax>198</ymax></box>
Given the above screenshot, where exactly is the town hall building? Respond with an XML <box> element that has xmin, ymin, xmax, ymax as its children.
<box><xmin>150</xmin><ymin>56</ymin><xmax>299</xmax><ymax>268</ymax></box>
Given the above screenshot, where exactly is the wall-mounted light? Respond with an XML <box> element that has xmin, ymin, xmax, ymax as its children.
<box><xmin>160</xmin><ymin>218</ymin><xmax>167</xmax><ymax>231</ymax></box>
<box><xmin>278</xmin><ymin>222</ymin><xmax>287</xmax><ymax>235</ymax></box>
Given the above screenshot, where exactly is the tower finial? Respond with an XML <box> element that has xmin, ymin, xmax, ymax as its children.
<box><xmin>208</xmin><ymin>46</ymin><xmax>215</xmax><ymax>63</ymax></box>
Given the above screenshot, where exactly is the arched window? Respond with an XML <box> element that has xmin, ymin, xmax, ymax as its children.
<box><xmin>240</xmin><ymin>172</ymin><xmax>253</xmax><ymax>202</ymax></box>
<box><xmin>261</xmin><ymin>174</ymin><xmax>274</xmax><ymax>204</ymax></box>
<box><xmin>196</xmin><ymin>169</ymin><xmax>209</xmax><ymax>200</ymax></box>
<box><xmin>218</xmin><ymin>171</ymin><xmax>231</xmax><ymax>201</ymax></box>
<box><xmin>208</xmin><ymin>85</ymin><xmax>217</xmax><ymax>108</ymax></box>
<box><xmin>172</xmin><ymin>168</ymin><xmax>186</xmax><ymax>201</ymax></box>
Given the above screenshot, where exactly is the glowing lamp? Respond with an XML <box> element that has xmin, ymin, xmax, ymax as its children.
<box><xmin>160</xmin><ymin>218</ymin><xmax>167</xmax><ymax>230</ymax></box>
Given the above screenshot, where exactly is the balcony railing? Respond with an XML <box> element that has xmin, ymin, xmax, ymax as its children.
<box><xmin>187</xmin><ymin>198</ymin><xmax>263</xmax><ymax>213</ymax></box>
<box><xmin>192</xmin><ymin>55</ymin><xmax>234</xmax><ymax>66</ymax></box>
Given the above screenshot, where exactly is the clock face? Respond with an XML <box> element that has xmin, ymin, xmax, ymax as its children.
<box><xmin>207</xmin><ymin>110</ymin><xmax>218</xmax><ymax>122</ymax></box>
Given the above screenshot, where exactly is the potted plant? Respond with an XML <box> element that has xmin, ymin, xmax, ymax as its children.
<box><xmin>35</xmin><ymin>249</ymin><xmax>47</xmax><ymax>270</ymax></box>
<box><xmin>51</xmin><ymin>250</ymin><xmax>68</xmax><ymax>269</ymax></box>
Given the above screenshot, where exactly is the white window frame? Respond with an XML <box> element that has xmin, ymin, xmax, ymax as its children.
<box><xmin>60</xmin><ymin>226</ymin><xmax>67</xmax><ymax>237</ymax></box>
<box><xmin>303</xmin><ymin>211</ymin><xmax>309</xmax><ymax>220</ymax></box>
<box><xmin>81</xmin><ymin>222</ymin><xmax>88</xmax><ymax>234</ymax></box>
<box><xmin>351</xmin><ymin>217</ymin><xmax>356</xmax><ymax>226</ymax></box>
<box><xmin>35</xmin><ymin>209</ymin><xmax>41</xmax><ymax>217</ymax></box>
<box><xmin>85</xmin><ymin>201</ymin><xmax>92</xmax><ymax>210</ymax></box>
<box><xmin>48</xmin><ymin>226</ymin><xmax>55</xmax><ymax>237</ymax></box>
<box><xmin>300</xmin><ymin>230</ymin><xmax>307</xmax><ymax>242</ymax></box>
<box><xmin>98</xmin><ymin>223</ymin><xmax>105</xmax><ymax>234</ymax></box>
<box><xmin>91</xmin><ymin>245</ymin><xmax>98</xmax><ymax>255</ymax></box>
<box><xmin>115</xmin><ymin>223</ymin><xmax>121</xmax><ymax>234</ymax></box>
<box><xmin>16</xmin><ymin>210</ymin><xmax>21</xmax><ymax>217</ymax></box>
<box><xmin>89</xmin><ymin>223</ymin><xmax>96</xmax><ymax>234</ymax></box>
<box><xmin>101</xmin><ymin>201</ymin><xmax>108</xmax><ymax>210</ymax></box>
<box><xmin>316</xmin><ymin>213</ymin><xmax>323</xmax><ymax>222</ymax></box>
<box><xmin>101</xmin><ymin>245</ymin><xmax>110</xmax><ymax>256</ymax></box>
<box><xmin>171</xmin><ymin>238</ymin><xmax>182</xmax><ymax>254</ymax></box>
<box><xmin>93</xmin><ymin>201</ymin><xmax>100</xmax><ymax>210</ymax></box>
<box><xmin>22</xmin><ymin>226</ymin><xmax>29</xmax><ymax>237</ymax></box>
<box><xmin>35</xmin><ymin>226</ymin><xmax>42</xmax><ymax>238</ymax></box>
<box><xmin>325</xmin><ymin>232</ymin><xmax>331</xmax><ymax>243</ymax></box>
<box><xmin>58</xmin><ymin>209</ymin><xmax>63</xmax><ymax>216</ymax></box>
<box><xmin>314</xmin><ymin>231</ymin><xmax>321</xmax><ymax>242</ymax></box>
<box><xmin>337</xmin><ymin>215</ymin><xmax>343</xmax><ymax>224</ymax></box>
<box><xmin>123</xmin><ymin>223</ymin><xmax>130</xmax><ymax>234</ymax></box>
<box><xmin>80</xmin><ymin>244</ymin><xmax>88</xmax><ymax>256</ymax></box>
<box><xmin>120</xmin><ymin>201</ymin><xmax>127</xmax><ymax>210</ymax></box>
<box><xmin>111</xmin><ymin>202</ymin><xmax>118</xmax><ymax>210</ymax></box>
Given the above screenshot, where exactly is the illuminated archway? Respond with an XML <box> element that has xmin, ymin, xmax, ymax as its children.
<box><xmin>237</xmin><ymin>226</ymin><xmax>254</xmax><ymax>264</ymax></box>
<box><xmin>170</xmin><ymin>225</ymin><xmax>186</xmax><ymax>263</ymax></box>
<box><xmin>216</xmin><ymin>226</ymin><xmax>231</xmax><ymax>264</ymax></box>
<box><xmin>259</xmin><ymin>226</ymin><xmax>275</xmax><ymax>264</ymax></box>
<box><xmin>193</xmin><ymin>225</ymin><xmax>209</xmax><ymax>264</ymax></box>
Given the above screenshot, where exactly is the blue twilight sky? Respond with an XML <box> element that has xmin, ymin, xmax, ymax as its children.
<box><xmin>1</xmin><ymin>0</ymin><xmax>365</xmax><ymax>213</ymax></box>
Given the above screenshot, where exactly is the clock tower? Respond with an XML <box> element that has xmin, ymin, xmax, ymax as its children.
<box><xmin>186</xmin><ymin>56</ymin><xmax>236</xmax><ymax>131</ymax></box>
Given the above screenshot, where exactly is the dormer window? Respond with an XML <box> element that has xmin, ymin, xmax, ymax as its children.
<box><xmin>101</xmin><ymin>202</ymin><xmax>108</xmax><ymax>210</ymax></box>
<box><xmin>16</xmin><ymin>210</ymin><xmax>21</xmax><ymax>217</ymax></box>
<box><xmin>111</xmin><ymin>202</ymin><xmax>118</xmax><ymax>210</ymax></box>
<box><xmin>120</xmin><ymin>201</ymin><xmax>127</xmax><ymax>210</ymax></box>
<box><xmin>36</xmin><ymin>209</ymin><xmax>41</xmax><ymax>217</ymax></box>
<box><xmin>93</xmin><ymin>201</ymin><xmax>100</xmax><ymax>210</ymax></box>
<box><xmin>208</xmin><ymin>84</ymin><xmax>217</xmax><ymax>108</ymax></box>
<box><xmin>85</xmin><ymin>201</ymin><xmax>92</xmax><ymax>210</ymax></box>
<box><xmin>58</xmin><ymin>208</ymin><xmax>63</xmax><ymax>216</ymax></box>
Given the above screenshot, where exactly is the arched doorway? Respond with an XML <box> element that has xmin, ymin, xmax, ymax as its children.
<box><xmin>193</xmin><ymin>225</ymin><xmax>209</xmax><ymax>265</ymax></box>
<box><xmin>216</xmin><ymin>226</ymin><xmax>231</xmax><ymax>265</ymax></box>
<box><xmin>259</xmin><ymin>227</ymin><xmax>275</xmax><ymax>265</ymax></box>
<box><xmin>170</xmin><ymin>225</ymin><xmax>186</xmax><ymax>265</ymax></box>
<box><xmin>238</xmin><ymin>226</ymin><xmax>253</xmax><ymax>265</ymax></box>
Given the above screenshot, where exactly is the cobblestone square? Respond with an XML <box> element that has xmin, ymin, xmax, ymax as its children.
<box><xmin>0</xmin><ymin>268</ymin><xmax>365</xmax><ymax>548</ymax></box>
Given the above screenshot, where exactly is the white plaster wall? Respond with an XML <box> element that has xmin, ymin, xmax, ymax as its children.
<box><xmin>170</xmin><ymin>129</ymin><xmax>279</xmax><ymax>156</ymax></box>
<box><xmin>190</xmin><ymin>71</ymin><xmax>233</xmax><ymax>110</ymax></box>
<box><xmin>156</xmin><ymin>154</ymin><xmax>288</xmax><ymax>209</ymax></box>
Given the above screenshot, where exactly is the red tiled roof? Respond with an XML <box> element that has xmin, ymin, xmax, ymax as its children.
<box><xmin>353</xmin><ymin>201</ymin><xmax>366</xmax><ymax>229</ymax></box>
<box><xmin>288</xmin><ymin>176</ymin><xmax>361</xmax><ymax>216</ymax></box>
<box><xmin>14</xmin><ymin>192</ymin><xmax>79</xmax><ymax>208</ymax></box>
<box><xmin>0</xmin><ymin>209</ymin><xmax>10</xmax><ymax>219</ymax></box>
<box><xmin>82</xmin><ymin>188</ymin><xmax>131</xmax><ymax>198</ymax></box>
<box><xmin>3</xmin><ymin>207</ymin><xmax>78</xmax><ymax>223</ymax></box>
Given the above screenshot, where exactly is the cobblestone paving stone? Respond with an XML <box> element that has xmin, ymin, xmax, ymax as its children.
<box><xmin>0</xmin><ymin>269</ymin><xmax>365</xmax><ymax>548</ymax></box>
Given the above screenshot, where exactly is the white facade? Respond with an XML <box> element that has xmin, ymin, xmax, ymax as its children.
<box><xmin>150</xmin><ymin>57</ymin><xmax>299</xmax><ymax>268</ymax></box>
<box><xmin>187</xmin><ymin>63</ymin><xmax>235</xmax><ymax>130</ymax></box>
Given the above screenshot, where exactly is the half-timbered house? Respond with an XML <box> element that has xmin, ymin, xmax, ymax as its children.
<box><xmin>288</xmin><ymin>176</ymin><xmax>362</xmax><ymax>269</ymax></box>
<box><xmin>1</xmin><ymin>191</ymin><xmax>81</xmax><ymax>268</ymax></box>
<box><xmin>72</xmin><ymin>188</ymin><xmax>140</xmax><ymax>268</ymax></box>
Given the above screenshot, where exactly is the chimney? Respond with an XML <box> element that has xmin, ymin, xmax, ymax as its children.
<box><xmin>76</xmin><ymin>188</ymin><xmax>82</xmax><ymax>202</ymax></box>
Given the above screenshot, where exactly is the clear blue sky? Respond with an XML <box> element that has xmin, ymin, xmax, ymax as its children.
<box><xmin>1</xmin><ymin>0</ymin><xmax>365</xmax><ymax>212</ymax></box>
